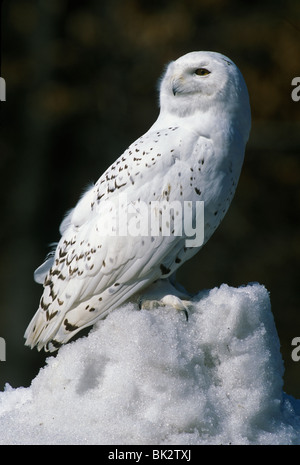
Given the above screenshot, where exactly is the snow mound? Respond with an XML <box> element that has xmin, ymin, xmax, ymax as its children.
<box><xmin>1</xmin><ymin>283</ymin><xmax>300</xmax><ymax>444</ymax></box>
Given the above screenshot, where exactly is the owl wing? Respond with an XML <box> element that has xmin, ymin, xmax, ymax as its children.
<box><xmin>25</xmin><ymin>125</ymin><xmax>210</xmax><ymax>351</ymax></box>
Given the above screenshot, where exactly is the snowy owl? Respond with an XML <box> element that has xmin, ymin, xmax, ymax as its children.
<box><xmin>25</xmin><ymin>51</ymin><xmax>251</xmax><ymax>352</ymax></box>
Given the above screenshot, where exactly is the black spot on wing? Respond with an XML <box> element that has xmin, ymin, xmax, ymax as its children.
<box><xmin>64</xmin><ymin>318</ymin><xmax>79</xmax><ymax>332</ymax></box>
<box><xmin>160</xmin><ymin>264</ymin><xmax>171</xmax><ymax>275</ymax></box>
<box><xmin>47</xmin><ymin>339</ymin><xmax>62</xmax><ymax>351</ymax></box>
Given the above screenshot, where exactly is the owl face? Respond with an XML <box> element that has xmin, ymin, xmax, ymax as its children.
<box><xmin>159</xmin><ymin>51</ymin><xmax>250</xmax><ymax>134</ymax></box>
<box><xmin>170</xmin><ymin>53</ymin><xmax>230</xmax><ymax>99</ymax></box>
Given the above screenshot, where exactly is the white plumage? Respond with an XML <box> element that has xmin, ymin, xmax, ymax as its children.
<box><xmin>25</xmin><ymin>51</ymin><xmax>251</xmax><ymax>351</ymax></box>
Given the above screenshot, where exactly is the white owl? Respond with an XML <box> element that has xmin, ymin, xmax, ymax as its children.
<box><xmin>25</xmin><ymin>51</ymin><xmax>251</xmax><ymax>352</ymax></box>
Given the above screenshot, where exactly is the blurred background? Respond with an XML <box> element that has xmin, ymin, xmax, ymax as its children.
<box><xmin>1</xmin><ymin>0</ymin><xmax>300</xmax><ymax>397</ymax></box>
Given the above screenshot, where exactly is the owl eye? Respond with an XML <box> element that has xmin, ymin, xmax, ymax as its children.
<box><xmin>195</xmin><ymin>68</ymin><xmax>211</xmax><ymax>76</ymax></box>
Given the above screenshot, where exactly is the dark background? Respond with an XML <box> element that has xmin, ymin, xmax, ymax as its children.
<box><xmin>1</xmin><ymin>0</ymin><xmax>300</xmax><ymax>398</ymax></box>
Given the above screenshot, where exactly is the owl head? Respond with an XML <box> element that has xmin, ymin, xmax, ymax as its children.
<box><xmin>159</xmin><ymin>51</ymin><xmax>251</xmax><ymax>141</ymax></box>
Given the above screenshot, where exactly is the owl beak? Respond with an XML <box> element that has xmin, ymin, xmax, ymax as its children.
<box><xmin>172</xmin><ymin>82</ymin><xmax>179</xmax><ymax>97</ymax></box>
<box><xmin>172</xmin><ymin>76</ymin><xmax>184</xmax><ymax>96</ymax></box>
<box><xmin>172</xmin><ymin>84</ymin><xmax>178</xmax><ymax>96</ymax></box>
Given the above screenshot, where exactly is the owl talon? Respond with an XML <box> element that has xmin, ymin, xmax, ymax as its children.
<box><xmin>183</xmin><ymin>308</ymin><xmax>189</xmax><ymax>322</ymax></box>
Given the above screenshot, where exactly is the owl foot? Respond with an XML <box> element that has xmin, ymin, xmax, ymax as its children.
<box><xmin>137</xmin><ymin>278</ymin><xmax>193</xmax><ymax>320</ymax></box>
<box><xmin>139</xmin><ymin>295</ymin><xmax>191</xmax><ymax>320</ymax></box>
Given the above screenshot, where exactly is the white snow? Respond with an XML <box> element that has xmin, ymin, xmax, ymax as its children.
<box><xmin>1</xmin><ymin>282</ymin><xmax>300</xmax><ymax>445</ymax></box>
